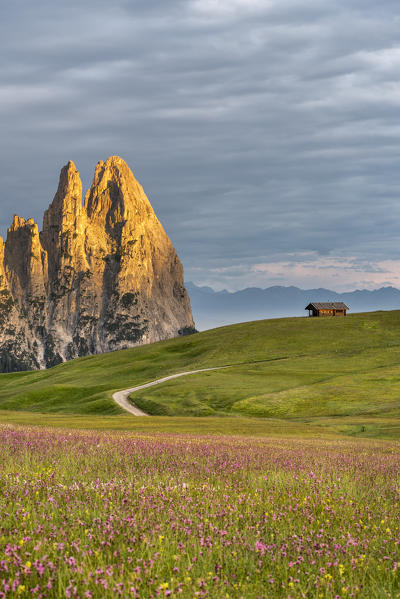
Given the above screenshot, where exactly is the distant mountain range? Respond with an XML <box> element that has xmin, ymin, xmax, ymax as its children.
<box><xmin>186</xmin><ymin>282</ymin><xmax>400</xmax><ymax>331</ymax></box>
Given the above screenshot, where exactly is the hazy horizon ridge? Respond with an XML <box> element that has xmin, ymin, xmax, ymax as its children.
<box><xmin>186</xmin><ymin>282</ymin><xmax>400</xmax><ymax>331</ymax></box>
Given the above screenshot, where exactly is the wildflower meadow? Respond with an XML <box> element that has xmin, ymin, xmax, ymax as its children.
<box><xmin>0</xmin><ymin>425</ymin><xmax>399</xmax><ymax>598</ymax></box>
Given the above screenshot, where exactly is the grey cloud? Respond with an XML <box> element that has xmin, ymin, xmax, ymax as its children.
<box><xmin>0</xmin><ymin>0</ymin><xmax>399</xmax><ymax>291</ymax></box>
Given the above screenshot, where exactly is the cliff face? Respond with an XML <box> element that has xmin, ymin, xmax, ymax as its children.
<box><xmin>0</xmin><ymin>156</ymin><xmax>195</xmax><ymax>371</ymax></box>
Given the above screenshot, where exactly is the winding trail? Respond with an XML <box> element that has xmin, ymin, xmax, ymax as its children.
<box><xmin>112</xmin><ymin>366</ymin><xmax>231</xmax><ymax>416</ymax></box>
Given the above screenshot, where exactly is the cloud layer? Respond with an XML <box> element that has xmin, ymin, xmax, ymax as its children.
<box><xmin>1</xmin><ymin>0</ymin><xmax>399</xmax><ymax>290</ymax></box>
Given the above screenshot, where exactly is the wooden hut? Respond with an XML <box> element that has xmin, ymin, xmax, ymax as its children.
<box><xmin>305</xmin><ymin>302</ymin><xmax>349</xmax><ymax>317</ymax></box>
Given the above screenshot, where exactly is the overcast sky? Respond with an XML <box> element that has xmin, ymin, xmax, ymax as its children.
<box><xmin>1</xmin><ymin>0</ymin><xmax>400</xmax><ymax>291</ymax></box>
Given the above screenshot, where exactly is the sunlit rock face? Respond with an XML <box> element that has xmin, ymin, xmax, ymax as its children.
<box><xmin>0</xmin><ymin>156</ymin><xmax>195</xmax><ymax>372</ymax></box>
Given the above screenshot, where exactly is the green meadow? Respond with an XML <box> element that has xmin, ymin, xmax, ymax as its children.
<box><xmin>1</xmin><ymin>310</ymin><xmax>400</xmax><ymax>438</ymax></box>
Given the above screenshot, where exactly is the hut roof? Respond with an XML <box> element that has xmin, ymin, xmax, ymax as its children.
<box><xmin>305</xmin><ymin>302</ymin><xmax>349</xmax><ymax>310</ymax></box>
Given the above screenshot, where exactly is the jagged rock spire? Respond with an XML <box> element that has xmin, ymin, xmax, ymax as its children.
<box><xmin>0</xmin><ymin>157</ymin><xmax>194</xmax><ymax>371</ymax></box>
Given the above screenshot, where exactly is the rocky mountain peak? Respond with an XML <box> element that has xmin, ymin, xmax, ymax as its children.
<box><xmin>86</xmin><ymin>156</ymin><xmax>149</xmax><ymax>224</ymax></box>
<box><xmin>9</xmin><ymin>214</ymin><xmax>29</xmax><ymax>231</ymax></box>
<box><xmin>43</xmin><ymin>160</ymin><xmax>83</xmax><ymax>227</ymax></box>
<box><xmin>0</xmin><ymin>157</ymin><xmax>195</xmax><ymax>372</ymax></box>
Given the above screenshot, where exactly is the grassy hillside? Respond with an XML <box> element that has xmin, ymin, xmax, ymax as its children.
<box><xmin>1</xmin><ymin>311</ymin><xmax>400</xmax><ymax>437</ymax></box>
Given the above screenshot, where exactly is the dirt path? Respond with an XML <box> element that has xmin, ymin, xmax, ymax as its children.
<box><xmin>112</xmin><ymin>366</ymin><xmax>231</xmax><ymax>416</ymax></box>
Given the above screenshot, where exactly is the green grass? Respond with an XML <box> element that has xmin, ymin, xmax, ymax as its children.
<box><xmin>1</xmin><ymin>311</ymin><xmax>400</xmax><ymax>438</ymax></box>
<box><xmin>3</xmin><ymin>427</ymin><xmax>400</xmax><ymax>598</ymax></box>
<box><xmin>0</xmin><ymin>410</ymin><xmax>348</xmax><ymax>437</ymax></box>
